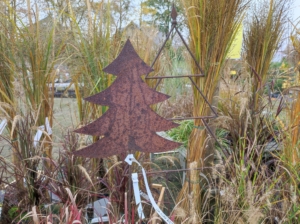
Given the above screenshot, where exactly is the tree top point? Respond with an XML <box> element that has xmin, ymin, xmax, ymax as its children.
<box><xmin>103</xmin><ymin>39</ymin><xmax>153</xmax><ymax>76</ymax></box>
<box><xmin>171</xmin><ymin>3</ymin><xmax>178</xmax><ymax>23</ymax></box>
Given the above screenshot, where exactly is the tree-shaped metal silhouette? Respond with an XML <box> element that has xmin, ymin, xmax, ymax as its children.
<box><xmin>74</xmin><ymin>40</ymin><xmax>181</xmax><ymax>158</ymax></box>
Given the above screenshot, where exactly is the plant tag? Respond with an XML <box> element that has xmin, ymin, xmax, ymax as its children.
<box><xmin>125</xmin><ymin>154</ymin><xmax>173</xmax><ymax>224</ymax></box>
<box><xmin>141</xmin><ymin>168</ymin><xmax>173</xmax><ymax>224</ymax></box>
<box><xmin>34</xmin><ymin>125</ymin><xmax>45</xmax><ymax>147</ymax></box>
<box><xmin>132</xmin><ymin>173</ymin><xmax>145</xmax><ymax>220</ymax></box>
<box><xmin>45</xmin><ymin>117</ymin><xmax>52</xmax><ymax>135</ymax></box>
<box><xmin>124</xmin><ymin>154</ymin><xmax>135</xmax><ymax>165</ymax></box>
<box><xmin>0</xmin><ymin>119</ymin><xmax>7</xmax><ymax>135</ymax></box>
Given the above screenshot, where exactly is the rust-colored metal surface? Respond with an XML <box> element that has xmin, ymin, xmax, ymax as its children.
<box><xmin>74</xmin><ymin>40</ymin><xmax>181</xmax><ymax>158</ymax></box>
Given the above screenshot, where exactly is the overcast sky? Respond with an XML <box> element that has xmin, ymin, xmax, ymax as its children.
<box><xmin>292</xmin><ymin>0</ymin><xmax>300</xmax><ymax>23</ymax></box>
<box><xmin>272</xmin><ymin>0</ymin><xmax>300</xmax><ymax>61</ymax></box>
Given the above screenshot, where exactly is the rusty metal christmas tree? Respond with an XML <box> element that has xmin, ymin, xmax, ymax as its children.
<box><xmin>74</xmin><ymin>40</ymin><xmax>181</xmax><ymax>158</ymax></box>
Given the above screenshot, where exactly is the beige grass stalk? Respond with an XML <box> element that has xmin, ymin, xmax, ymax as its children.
<box><xmin>244</xmin><ymin>0</ymin><xmax>288</xmax><ymax>121</ymax></box>
<box><xmin>85</xmin><ymin>0</ymin><xmax>92</xmax><ymax>39</ymax></box>
<box><xmin>0</xmin><ymin>1</ymin><xmax>20</xmax><ymax>185</ymax></box>
<box><xmin>19</xmin><ymin>2</ymin><xmax>58</xmax><ymax>166</ymax></box>
<box><xmin>68</xmin><ymin>1</ymin><xmax>119</xmax><ymax>123</ymax></box>
<box><xmin>290</xmin><ymin>77</ymin><xmax>300</xmax><ymax>164</ymax></box>
<box><xmin>242</xmin><ymin>0</ymin><xmax>289</xmax><ymax>168</ymax></box>
<box><xmin>176</xmin><ymin>0</ymin><xmax>248</xmax><ymax>222</ymax></box>
<box><xmin>289</xmin><ymin>29</ymin><xmax>300</xmax><ymax>164</ymax></box>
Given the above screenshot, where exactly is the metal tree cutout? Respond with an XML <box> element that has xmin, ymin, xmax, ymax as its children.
<box><xmin>74</xmin><ymin>39</ymin><xmax>181</xmax><ymax>158</ymax></box>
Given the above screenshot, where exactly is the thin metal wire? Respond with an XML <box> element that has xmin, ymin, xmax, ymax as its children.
<box><xmin>24</xmin><ymin>166</ymin><xmax>212</xmax><ymax>195</ymax></box>
<box><xmin>147</xmin><ymin>74</ymin><xmax>205</xmax><ymax>79</ymax></box>
<box><xmin>167</xmin><ymin>116</ymin><xmax>216</xmax><ymax>121</ymax></box>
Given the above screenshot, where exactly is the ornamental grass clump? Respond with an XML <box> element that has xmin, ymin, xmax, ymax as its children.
<box><xmin>65</xmin><ymin>0</ymin><xmax>121</xmax><ymax>123</ymax></box>
<box><xmin>48</xmin><ymin>130</ymin><xmax>96</xmax><ymax>206</ymax></box>
<box><xmin>232</xmin><ymin>0</ymin><xmax>290</xmax><ymax>176</ymax></box>
<box><xmin>0</xmin><ymin>1</ymin><xmax>65</xmax><ymax>171</ymax></box>
<box><xmin>0</xmin><ymin>114</ymin><xmax>51</xmax><ymax>223</ymax></box>
<box><xmin>244</xmin><ymin>0</ymin><xmax>290</xmax><ymax>119</ymax></box>
<box><xmin>207</xmin><ymin>0</ymin><xmax>294</xmax><ymax>222</ymax></box>
<box><xmin>207</xmin><ymin>145</ymin><xmax>300</xmax><ymax>223</ymax></box>
<box><xmin>0</xmin><ymin>3</ymin><xmax>22</xmax><ymax>186</ymax></box>
<box><xmin>176</xmin><ymin>0</ymin><xmax>249</xmax><ymax>221</ymax></box>
<box><xmin>200</xmin><ymin>76</ymin><xmax>299</xmax><ymax>223</ymax></box>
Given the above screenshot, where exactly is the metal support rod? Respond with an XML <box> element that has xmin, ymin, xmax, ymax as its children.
<box><xmin>127</xmin><ymin>160</ymin><xmax>132</xmax><ymax>223</ymax></box>
<box><xmin>201</xmin><ymin>119</ymin><xmax>230</xmax><ymax>157</ymax></box>
<box><xmin>126</xmin><ymin>167</ymin><xmax>208</xmax><ymax>177</ymax></box>
<box><xmin>154</xmin><ymin>78</ymin><xmax>163</xmax><ymax>90</ymax></box>
<box><xmin>188</xmin><ymin>77</ymin><xmax>218</xmax><ymax>116</ymax></box>
<box><xmin>174</xmin><ymin>26</ymin><xmax>205</xmax><ymax>75</ymax></box>
<box><xmin>167</xmin><ymin>116</ymin><xmax>216</xmax><ymax>121</ymax></box>
<box><xmin>145</xmin><ymin>74</ymin><xmax>205</xmax><ymax>79</ymax></box>
<box><xmin>146</xmin><ymin>25</ymin><xmax>176</xmax><ymax>78</ymax></box>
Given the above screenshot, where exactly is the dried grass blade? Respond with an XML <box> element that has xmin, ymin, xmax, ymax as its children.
<box><xmin>77</xmin><ymin>164</ymin><xmax>94</xmax><ymax>187</ymax></box>
<box><xmin>65</xmin><ymin>187</ymin><xmax>77</xmax><ymax>207</ymax></box>
<box><xmin>10</xmin><ymin>115</ymin><xmax>22</xmax><ymax>138</ymax></box>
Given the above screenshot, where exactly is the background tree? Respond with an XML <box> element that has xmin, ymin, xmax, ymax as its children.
<box><xmin>142</xmin><ymin>0</ymin><xmax>182</xmax><ymax>37</ymax></box>
<box><xmin>43</xmin><ymin>0</ymin><xmax>86</xmax><ymax>28</ymax></box>
<box><xmin>111</xmin><ymin>0</ymin><xmax>131</xmax><ymax>32</ymax></box>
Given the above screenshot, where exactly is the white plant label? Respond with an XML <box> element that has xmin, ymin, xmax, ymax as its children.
<box><xmin>34</xmin><ymin>125</ymin><xmax>45</xmax><ymax>147</ymax></box>
<box><xmin>0</xmin><ymin>119</ymin><xmax>7</xmax><ymax>135</ymax></box>
<box><xmin>125</xmin><ymin>154</ymin><xmax>174</xmax><ymax>224</ymax></box>
<box><xmin>45</xmin><ymin>117</ymin><xmax>52</xmax><ymax>135</ymax></box>
<box><xmin>132</xmin><ymin>173</ymin><xmax>145</xmax><ymax>220</ymax></box>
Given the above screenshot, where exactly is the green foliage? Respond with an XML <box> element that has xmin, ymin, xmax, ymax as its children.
<box><xmin>142</xmin><ymin>0</ymin><xmax>182</xmax><ymax>36</ymax></box>
<box><xmin>8</xmin><ymin>206</ymin><xmax>19</xmax><ymax>220</ymax></box>
<box><xmin>267</xmin><ymin>59</ymin><xmax>295</xmax><ymax>93</ymax></box>
<box><xmin>70</xmin><ymin>3</ymin><xmax>123</xmax><ymax>121</ymax></box>
<box><xmin>111</xmin><ymin>0</ymin><xmax>132</xmax><ymax>31</ymax></box>
<box><xmin>215</xmin><ymin>128</ymin><xmax>231</xmax><ymax>150</ymax></box>
<box><xmin>8</xmin><ymin>206</ymin><xmax>28</xmax><ymax>222</ymax></box>
<box><xmin>274</xmin><ymin>78</ymin><xmax>284</xmax><ymax>92</ymax></box>
<box><xmin>167</xmin><ymin>120</ymin><xmax>193</xmax><ymax>148</ymax></box>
